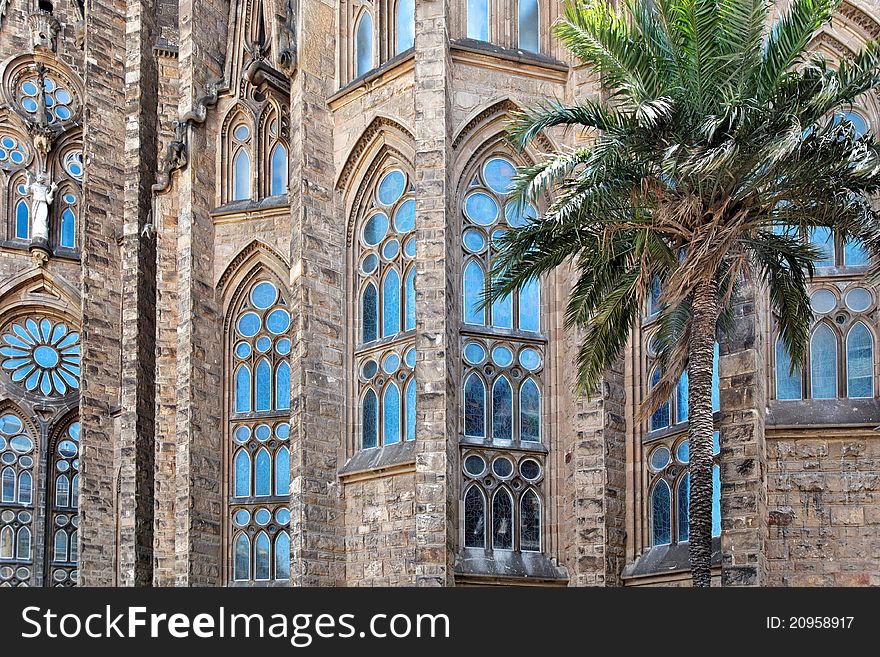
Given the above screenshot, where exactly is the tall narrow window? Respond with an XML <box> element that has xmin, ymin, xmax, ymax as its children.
<box><xmin>355</xmin><ymin>11</ymin><xmax>374</xmax><ymax>77</ymax></box>
<box><xmin>492</xmin><ymin>488</ymin><xmax>513</xmax><ymax>550</ymax></box>
<box><xmin>651</xmin><ymin>480</ymin><xmax>671</xmax><ymax>546</ymax></box>
<box><xmin>57</xmin><ymin>188</ymin><xmax>78</xmax><ymax>249</ymax></box>
<box><xmin>355</xmin><ymin>166</ymin><xmax>417</xmax><ymax>449</ymax></box>
<box><xmin>230</xmin><ymin>121</ymin><xmax>252</xmax><ymax>202</ymax></box>
<box><xmin>14</xmin><ymin>198</ymin><xmax>29</xmax><ymax>240</ymax></box>
<box><xmin>846</xmin><ymin>322</ymin><xmax>873</xmax><ymax>399</ymax></box>
<box><xmin>463</xmin><ymin>486</ymin><xmax>485</xmax><ymax>548</ymax></box>
<box><xmin>395</xmin><ymin>0</ymin><xmax>415</xmax><ymax>54</ymax></box>
<box><xmin>467</xmin><ymin>0</ymin><xmax>489</xmax><ymax>41</ymax></box>
<box><xmin>518</xmin><ymin>0</ymin><xmax>539</xmax><ymax>52</ymax></box>
<box><xmin>809</xmin><ymin>227</ymin><xmax>835</xmax><ymax>267</ymax></box>
<box><xmin>0</xmin><ymin>410</ymin><xmax>36</xmax><ymax>585</ymax></box>
<box><xmin>775</xmin><ymin>336</ymin><xmax>803</xmax><ymax>400</ymax></box>
<box><xmin>228</xmin><ymin>278</ymin><xmax>292</xmax><ymax>583</ymax></box>
<box><xmin>45</xmin><ymin>418</ymin><xmax>80</xmax><ymax>586</ymax></box>
<box><xmin>649</xmin><ymin>367</ymin><xmax>670</xmax><ymax>431</ymax></box>
<box><xmin>520</xmin><ymin>489</ymin><xmax>540</xmax><ymax>551</ymax></box>
<box><xmin>677</xmin><ymin>474</ymin><xmax>689</xmax><ymax>542</ymax></box>
<box><xmin>270</xmin><ymin>144</ymin><xmax>287</xmax><ymax>197</ymax></box>
<box><xmin>810</xmin><ymin>324</ymin><xmax>838</xmax><ymax>399</ymax></box>
<box><xmin>459</xmin><ymin>151</ymin><xmax>546</xmax><ymax>556</ymax></box>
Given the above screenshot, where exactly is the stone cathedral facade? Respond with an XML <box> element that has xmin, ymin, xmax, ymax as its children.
<box><xmin>0</xmin><ymin>0</ymin><xmax>878</xmax><ymax>588</ymax></box>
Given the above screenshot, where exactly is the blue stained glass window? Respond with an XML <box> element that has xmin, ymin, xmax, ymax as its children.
<box><xmin>518</xmin><ymin>0</ymin><xmax>540</xmax><ymax>52</ymax></box>
<box><xmin>649</xmin><ymin>276</ymin><xmax>662</xmax><ymax>314</ymax></box>
<box><xmin>492</xmin><ymin>488</ymin><xmax>513</xmax><ymax>549</ymax></box>
<box><xmin>234</xmin><ymin>450</ymin><xmax>250</xmax><ymax>497</ymax></box>
<box><xmin>467</xmin><ymin>0</ymin><xmax>489</xmax><ymax>41</ymax></box>
<box><xmin>0</xmin><ymin>526</ymin><xmax>11</xmax><ymax>558</ymax></box>
<box><xmin>483</xmin><ymin>158</ymin><xmax>515</xmax><ymax>194</ymax></box>
<box><xmin>396</xmin><ymin>0</ymin><xmax>415</xmax><ymax>54</ymax></box>
<box><xmin>463</xmin><ymin>260</ymin><xmax>486</xmax><ymax>325</ymax></box>
<box><xmin>56</xmin><ymin>475</ymin><xmax>69</xmax><ymax>507</ymax></box>
<box><xmin>394</xmin><ymin>198</ymin><xmax>416</xmax><ymax>233</ymax></box>
<box><xmin>355</xmin><ymin>11</ymin><xmax>374</xmax><ymax>77</ymax></box>
<box><xmin>776</xmin><ymin>336</ymin><xmax>802</xmax><ymax>400</ymax></box>
<box><xmin>255</xmin><ymin>448</ymin><xmax>271</xmax><ymax>496</ymax></box>
<box><xmin>383</xmin><ymin>270</ymin><xmax>401</xmax><ymax>337</ymax></box>
<box><xmin>405</xmin><ymin>268</ymin><xmax>416</xmax><ymax>331</ymax></box>
<box><xmin>464</xmin><ymin>373</ymin><xmax>485</xmax><ymax>438</ymax></box>
<box><xmin>233</xmin><ymin>149</ymin><xmax>250</xmax><ymax>201</ymax></box>
<box><xmin>712</xmin><ymin>342</ymin><xmax>720</xmax><ymax>412</ymax></box>
<box><xmin>520</xmin><ymin>378</ymin><xmax>540</xmax><ymax>442</ymax></box>
<box><xmin>383</xmin><ymin>383</ymin><xmax>401</xmax><ymax>445</ymax></box>
<box><xmin>405</xmin><ymin>378</ymin><xmax>416</xmax><ymax>441</ymax></box>
<box><xmin>275</xmin><ymin>446</ymin><xmax>290</xmax><ymax>497</ymax></box>
<box><xmin>274</xmin><ymin>532</ymin><xmax>290</xmax><ymax>580</ymax></box>
<box><xmin>519</xmin><ymin>277</ymin><xmax>540</xmax><ymax>331</ymax></box>
<box><xmin>463</xmin><ymin>228</ymin><xmax>486</xmax><ymax>252</ymax></box>
<box><xmin>712</xmin><ymin>465</ymin><xmax>721</xmax><ymax>537</ymax></box>
<box><xmin>677</xmin><ymin>474</ymin><xmax>689</xmax><ymax>542</ymax></box>
<box><xmin>464</xmin><ymin>486</ymin><xmax>485</xmax><ymax>548</ymax></box>
<box><xmin>363</xmin><ymin>213</ymin><xmax>389</xmax><ymax>246</ymax></box>
<box><xmin>377</xmin><ymin>169</ymin><xmax>406</xmax><ymax>206</ymax></box>
<box><xmin>677</xmin><ymin>371</ymin><xmax>689</xmax><ymax>422</ymax></box>
<box><xmin>53</xmin><ymin>530</ymin><xmax>66</xmax><ymax>562</ymax></box>
<box><xmin>362</xmin><ymin>390</ymin><xmax>378</xmax><ymax>448</ymax></box>
<box><xmin>846</xmin><ymin>322</ymin><xmax>873</xmax><ymax>399</ymax></box>
<box><xmin>270</xmin><ymin>143</ymin><xmax>287</xmax><ymax>196</ymax></box>
<box><xmin>15</xmin><ymin>200</ymin><xmax>29</xmax><ymax>239</ymax></box>
<box><xmin>1</xmin><ymin>467</ymin><xmax>13</xmax><ymax>502</ymax></box>
<box><xmin>492</xmin><ymin>277</ymin><xmax>513</xmax><ymax>329</ymax></box>
<box><xmin>276</xmin><ymin>361</ymin><xmax>290</xmax><ymax>410</ymax></box>
<box><xmin>650</xmin><ymin>367</ymin><xmax>670</xmax><ymax>431</ymax></box>
<box><xmin>266</xmin><ymin>309</ymin><xmax>290</xmax><ymax>334</ymax></box>
<box><xmin>809</xmin><ymin>227</ymin><xmax>835</xmax><ymax>267</ymax></box>
<box><xmin>18</xmin><ymin>471</ymin><xmax>31</xmax><ymax>504</ymax></box>
<box><xmin>844</xmin><ymin>238</ymin><xmax>869</xmax><ymax>266</ymax></box>
<box><xmin>235</xmin><ymin>366</ymin><xmax>251</xmax><ymax>412</ymax></box>
<box><xmin>255</xmin><ymin>359</ymin><xmax>271</xmax><ymax>411</ymax></box>
<box><xmin>254</xmin><ymin>532</ymin><xmax>270</xmax><ymax>580</ymax></box>
<box><xmin>465</xmin><ymin>192</ymin><xmax>498</xmax><ymax>225</ymax></box>
<box><xmin>651</xmin><ymin>479</ymin><xmax>671</xmax><ymax>546</ymax></box>
<box><xmin>492</xmin><ymin>376</ymin><xmax>513</xmax><ymax>441</ymax></box>
<box><xmin>362</xmin><ymin>283</ymin><xmax>378</xmax><ymax>343</ymax></box>
<box><xmin>61</xmin><ymin>208</ymin><xmax>76</xmax><ymax>248</ymax></box>
<box><xmin>810</xmin><ymin>324</ymin><xmax>837</xmax><ymax>399</ymax></box>
<box><xmin>234</xmin><ymin>534</ymin><xmax>249</xmax><ymax>580</ymax></box>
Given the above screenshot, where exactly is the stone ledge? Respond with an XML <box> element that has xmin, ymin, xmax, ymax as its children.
<box><xmin>622</xmin><ymin>536</ymin><xmax>722</xmax><ymax>580</ymax></box>
<box><xmin>454</xmin><ymin>548</ymin><xmax>568</xmax><ymax>585</ymax></box>
<box><xmin>338</xmin><ymin>440</ymin><xmax>416</xmax><ymax>483</ymax></box>
<box><xmin>767</xmin><ymin>398</ymin><xmax>880</xmax><ymax>428</ymax></box>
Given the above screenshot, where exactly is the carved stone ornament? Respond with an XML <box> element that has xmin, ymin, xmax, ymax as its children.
<box><xmin>28</xmin><ymin>10</ymin><xmax>61</xmax><ymax>53</ymax></box>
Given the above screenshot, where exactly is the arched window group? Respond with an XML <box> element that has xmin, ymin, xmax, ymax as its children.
<box><xmin>225</xmin><ymin>103</ymin><xmax>289</xmax><ymax>204</ymax></box>
<box><xmin>461</xmin><ymin>450</ymin><xmax>542</xmax><ymax>552</ymax></box>
<box><xmin>228</xmin><ymin>278</ymin><xmax>292</xmax><ymax>583</ymax></box>
<box><xmin>459</xmin><ymin>151</ymin><xmax>546</xmax><ymax>556</ymax></box>
<box><xmin>356</xmin><ymin>166</ymin><xmax>417</xmax><ymax>449</ymax></box>
<box><xmin>0</xmin><ymin>309</ymin><xmax>81</xmax><ymax>587</ymax></box>
<box><xmin>775</xmin><ymin>286</ymin><xmax>876</xmax><ymax>401</ymax></box>
<box><xmin>648</xmin><ymin>433</ymin><xmax>721</xmax><ymax>547</ymax></box>
<box><xmin>352</xmin><ymin>1</ymin><xmax>417</xmax><ymax>80</ymax></box>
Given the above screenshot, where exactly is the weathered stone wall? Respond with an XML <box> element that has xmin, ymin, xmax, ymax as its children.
<box><xmin>343</xmin><ymin>471</ymin><xmax>416</xmax><ymax>585</ymax></box>
<box><xmin>766</xmin><ymin>431</ymin><xmax>880</xmax><ymax>586</ymax></box>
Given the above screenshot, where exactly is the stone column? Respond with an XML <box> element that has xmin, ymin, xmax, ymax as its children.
<box><xmin>287</xmin><ymin>0</ymin><xmax>346</xmax><ymax>586</ymax></box>
<box><xmin>78</xmin><ymin>0</ymin><xmax>127</xmax><ymax>587</ymax></box>
<box><xmin>717</xmin><ymin>286</ymin><xmax>769</xmax><ymax>586</ymax></box>
<box><xmin>173</xmin><ymin>0</ymin><xmax>227</xmax><ymax>585</ymax></box>
<box><xmin>117</xmin><ymin>0</ymin><xmax>160</xmax><ymax>588</ymax></box>
<box><xmin>413</xmin><ymin>0</ymin><xmax>456</xmax><ymax>587</ymax></box>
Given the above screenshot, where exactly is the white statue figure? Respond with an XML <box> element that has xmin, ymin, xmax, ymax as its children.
<box><xmin>25</xmin><ymin>170</ymin><xmax>58</xmax><ymax>245</ymax></box>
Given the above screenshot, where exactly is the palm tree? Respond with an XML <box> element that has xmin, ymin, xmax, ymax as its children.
<box><xmin>488</xmin><ymin>0</ymin><xmax>880</xmax><ymax>586</ymax></box>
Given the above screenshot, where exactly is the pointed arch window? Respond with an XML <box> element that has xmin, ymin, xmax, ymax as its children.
<box><xmin>463</xmin><ymin>485</ymin><xmax>486</xmax><ymax>548</ymax></box>
<box><xmin>355</xmin><ymin>11</ymin><xmax>374</xmax><ymax>77</ymax></box>
<box><xmin>265</xmin><ymin>109</ymin><xmax>289</xmax><ymax>197</ymax></box>
<box><xmin>810</xmin><ymin>324</ymin><xmax>838</xmax><ymax>399</ymax></box>
<box><xmin>45</xmin><ymin>417</ymin><xmax>80</xmax><ymax>586</ymax></box>
<box><xmin>227</xmin><ymin>277</ymin><xmax>293</xmax><ymax>583</ymax></box>
<box><xmin>0</xmin><ymin>410</ymin><xmax>34</xmax><ymax>585</ymax></box>
<box><xmin>650</xmin><ymin>479</ymin><xmax>671</xmax><ymax>546</ymax></box>
<box><xmin>395</xmin><ymin>0</ymin><xmax>415</xmax><ymax>54</ymax></box>
<box><xmin>846</xmin><ymin>322</ymin><xmax>873</xmax><ymax>399</ymax></box>
<box><xmin>459</xmin><ymin>151</ymin><xmax>547</xmax><ymax>558</ymax></box>
<box><xmin>355</xmin><ymin>166</ymin><xmax>417</xmax><ymax>449</ymax></box>
<box><xmin>227</xmin><ymin>119</ymin><xmax>253</xmax><ymax>202</ymax></box>
<box><xmin>11</xmin><ymin>178</ymin><xmax>29</xmax><ymax>240</ymax></box>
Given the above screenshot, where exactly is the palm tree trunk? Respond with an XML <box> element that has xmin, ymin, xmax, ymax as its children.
<box><xmin>687</xmin><ymin>277</ymin><xmax>719</xmax><ymax>587</ymax></box>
